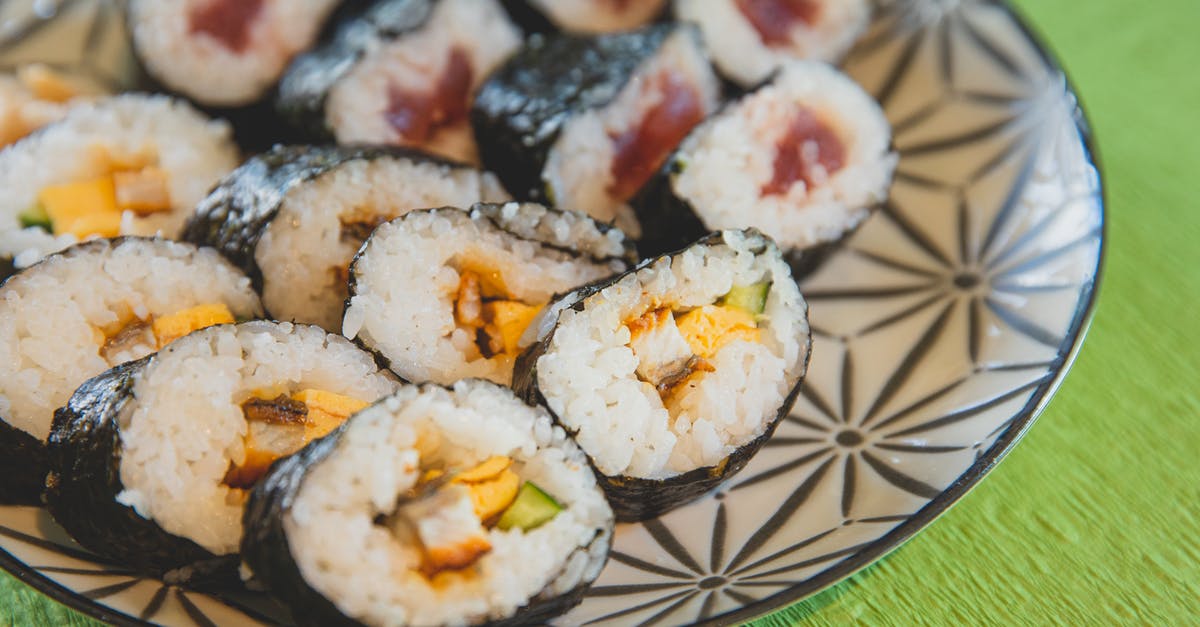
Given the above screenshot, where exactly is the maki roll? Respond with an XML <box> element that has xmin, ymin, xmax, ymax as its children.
<box><xmin>513</xmin><ymin>229</ymin><xmax>810</xmax><ymax>520</ymax></box>
<box><xmin>129</xmin><ymin>0</ymin><xmax>342</xmax><ymax>107</ymax></box>
<box><xmin>0</xmin><ymin>94</ymin><xmax>239</xmax><ymax>268</ymax></box>
<box><xmin>472</xmin><ymin>24</ymin><xmax>720</xmax><ymax>236</ymax></box>
<box><xmin>277</xmin><ymin>0</ymin><xmax>523</xmax><ymax>164</ymax></box>
<box><xmin>634</xmin><ymin>61</ymin><xmax>896</xmax><ymax>265</ymax></box>
<box><xmin>343</xmin><ymin>202</ymin><xmax>635</xmax><ymax>386</ymax></box>
<box><xmin>675</xmin><ymin>0</ymin><xmax>871</xmax><ymax>87</ymax></box>
<box><xmin>0</xmin><ymin>237</ymin><xmax>262</xmax><ymax>505</ymax></box>
<box><xmin>242</xmin><ymin>379</ymin><xmax>613</xmax><ymax>626</ymax></box>
<box><xmin>183</xmin><ymin>145</ymin><xmax>510</xmax><ymax>330</ymax></box>
<box><xmin>505</xmin><ymin>0</ymin><xmax>669</xmax><ymax>34</ymax></box>
<box><xmin>44</xmin><ymin>321</ymin><xmax>398</xmax><ymax>577</ymax></box>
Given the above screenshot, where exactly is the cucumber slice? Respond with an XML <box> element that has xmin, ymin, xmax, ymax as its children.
<box><xmin>721</xmin><ymin>282</ymin><xmax>771</xmax><ymax>314</ymax></box>
<box><xmin>496</xmin><ymin>481</ymin><xmax>562</xmax><ymax>531</ymax></box>
<box><xmin>18</xmin><ymin>203</ymin><xmax>51</xmax><ymax>231</ymax></box>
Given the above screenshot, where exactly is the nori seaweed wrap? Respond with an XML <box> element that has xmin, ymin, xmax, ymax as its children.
<box><xmin>182</xmin><ymin>144</ymin><xmax>509</xmax><ymax>330</ymax></box>
<box><xmin>471</xmin><ymin>23</ymin><xmax>720</xmax><ymax>236</ymax></box>
<box><xmin>275</xmin><ymin>0</ymin><xmax>522</xmax><ymax>164</ymax></box>
<box><xmin>513</xmin><ymin>229</ymin><xmax>811</xmax><ymax>520</ymax></box>
<box><xmin>241</xmin><ymin>379</ymin><xmax>613</xmax><ymax>626</ymax></box>
<box><xmin>43</xmin><ymin>321</ymin><xmax>397</xmax><ymax>578</ymax></box>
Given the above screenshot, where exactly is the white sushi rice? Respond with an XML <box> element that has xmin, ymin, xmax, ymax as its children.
<box><xmin>675</xmin><ymin>0</ymin><xmax>870</xmax><ymax>86</ymax></box>
<box><xmin>0</xmin><ymin>94</ymin><xmax>239</xmax><ymax>268</ymax></box>
<box><xmin>282</xmin><ymin>380</ymin><xmax>612</xmax><ymax>626</ymax></box>
<box><xmin>543</xmin><ymin>27</ymin><xmax>720</xmax><ymax>237</ymax></box>
<box><xmin>116</xmin><ymin>321</ymin><xmax>398</xmax><ymax>556</ymax></box>
<box><xmin>535</xmin><ymin>230</ymin><xmax>810</xmax><ymax>478</ymax></box>
<box><xmin>671</xmin><ymin>61</ymin><xmax>897</xmax><ymax>251</ymax></box>
<box><xmin>131</xmin><ymin>0</ymin><xmax>341</xmax><ymax>106</ymax></box>
<box><xmin>256</xmin><ymin>156</ymin><xmax>510</xmax><ymax>330</ymax></box>
<box><xmin>528</xmin><ymin>0</ymin><xmax>669</xmax><ymax>33</ymax></box>
<box><xmin>327</xmin><ymin>0</ymin><xmax>522</xmax><ymax>164</ymax></box>
<box><xmin>343</xmin><ymin>203</ymin><xmax>629</xmax><ymax>386</ymax></box>
<box><xmin>0</xmin><ymin>238</ymin><xmax>262</xmax><ymax>441</ymax></box>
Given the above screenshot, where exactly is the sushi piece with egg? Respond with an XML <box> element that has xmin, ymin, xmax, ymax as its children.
<box><xmin>0</xmin><ymin>237</ymin><xmax>262</xmax><ymax>505</ymax></box>
<box><xmin>675</xmin><ymin>0</ymin><xmax>871</xmax><ymax>87</ymax></box>
<box><xmin>276</xmin><ymin>0</ymin><xmax>523</xmax><ymax>164</ymax></box>
<box><xmin>471</xmin><ymin>24</ymin><xmax>721</xmax><ymax>236</ymax></box>
<box><xmin>343</xmin><ymin>202</ymin><xmax>636</xmax><ymax>386</ymax></box>
<box><xmin>128</xmin><ymin>0</ymin><xmax>342</xmax><ymax>108</ymax></box>
<box><xmin>183</xmin><ymin>144</ymin><xmax>510</xmax><ymax>331</ymax></box>
<box><xmin>241</xmin><ymin>379</ymin><xmax>613</xmax><ymax>626</ymax></box>
<box><xmin>44</xmin><ymin>321</ymin><xmax>398</xmax><ymax>577</ymax></box>
<box><xmin>634</xmin><ymin>60</ymin><xmax>896</xmax><ymax>270</ymax></box>
<box><xmin>0</xmin><ymin>94</ymin><xmax>239</xmax><ymax>269</ymax></box>
<box><xmin>513</xmin><ymin>229</ymin><xmax>811</xmax><ymax>520</ymax></box>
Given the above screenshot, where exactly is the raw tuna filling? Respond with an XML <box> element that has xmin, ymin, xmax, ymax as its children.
<box><xmin>607</xmin><ymin>72</ymin><xmax>705</xmax><ymax>202</ymax></box>
<box><xmin>385</xmin><ymin>48</ymin><xmax>474</xmax><ymax>144</ymax></box>
<box><xmin>762</xmin><ymin>105</ymin><xmax>846</xmax><ymax>196</ymax></box>
<box><xmin>188</xmin><ymin>0</ymin><xmax>266</xmax><ymax>53</ymax></box>
<box><xmin>735</xmin><ymin>0</ymin><xmax>821</xmax><ymax>46</ymax></box>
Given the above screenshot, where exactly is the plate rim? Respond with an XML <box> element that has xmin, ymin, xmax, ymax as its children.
<box><xmin>0</xmin><ymin>1</ymin><xmax>1107</xmax><ymax>625</ymax></box>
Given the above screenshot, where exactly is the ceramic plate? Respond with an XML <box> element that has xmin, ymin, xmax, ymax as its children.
<box><xmin>0</xmin><ymin>0</ymin><xmax>1103</xmax><ymax>624</ymax></box>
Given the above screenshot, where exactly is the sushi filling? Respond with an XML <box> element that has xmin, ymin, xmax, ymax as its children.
<box><xmin>544</xmin><ymin>29</ymin><xmax>718</xmax><ymax>235</ymax></box>
<box><xmin>188</xmin><ymin>0</ymin><xmax>265</xmax><ymax>53</ymax></box>
<box><xmin>674</xmin><ymin>0</ymin><xmax>870</xmax><ymax>86</ymax></box>
<box><xmin>20</xmin><ymin>148</ymin><xmax>173</xmax><ymax>241</ymax></box>
<box><xmin>380</xmin><ymin>455</ymin><xmax>561</xmax><ymax>579</ymax></box>
<box><xmin>624</xmin><ymin>284</ymin><xmax>769</xmax><ymax>411</ymax></box>
<box><xmin>527</xmin><ymin>0</ymin><xmax>669</xmax><ymax>33</ymax></box>
<box><xmin>451</xmin><ymin>265</ymin><xmax>543</xmax><ymax>360</ymax></box>
<box><xmin>326</xmin><ymin>0</ymin><xmax>522</xmax><ymax>163</ymax></box>
<box><xmin>223</xmin><ymin>389</ymin><xmax>367</xmax><ymax>489</ymax></box>
<box><xmin>669</xmin><ymin>61</ymin><xmax>895</xmax><ymax>251</ymax></box>
<box><xmin>97</xmin><ymin>303</ymin><xmax>235</xmax><ymax>367</ymax></box>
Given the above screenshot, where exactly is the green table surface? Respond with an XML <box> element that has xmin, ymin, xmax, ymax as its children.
<box><xmin>3</xmin><ymin>0</ymin><xmax>1198</xmax><ymax>625</ymax></box>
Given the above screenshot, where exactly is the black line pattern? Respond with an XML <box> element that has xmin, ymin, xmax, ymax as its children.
<box><xmin>0</xmin><ymin>0</ymin><xmax>1102</xmax><ymax>625</ymax></box>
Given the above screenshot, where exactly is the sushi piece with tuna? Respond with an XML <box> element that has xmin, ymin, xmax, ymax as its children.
<box><xmin>44</xmin><ymin>321</ymin><xmax>398</xmax><ymax>577</ymax></box>
<box><xmin>504</xmin><ymin>0</ymin><xmax>669</xmax><ymax>34</ymax></box>
<box><xmin>277</xmin><ymin>0</ymin><xmax>523</xmax><ymax>164</ymax></box>
<box><xmin>472</xmin><ymin>24</ymin><xmax>720</xmax><ymax>236</ymax></box>
<box><xmin>634</xmin><ymin>61</ymin><xmax>896</xmax><ymax>269</ymax></box>
<box><xmin>675</xmin><ymin>0</ymin><xmax>871</xmax><ymax>87</ymax></box>
<box><xmin>0</xmin><ymin>238</ymin><xmax>263</xmax><ymax>505</ymax></box>
<box><xmin>0</xmin><ymin>94</ymin><xmax>239</xmax><ymax>269</ymax></box>
<box><xmin>343</xmin><ymin>202</ymin><xmax>635</xmax><ymax>386</ymax></box>
<box><xmin>242</xmin><ymin>379</ymin><xmax>613</xmax><ymax>626</ymax></box>
<box><xmin>183</xmin><ymin>145</ymin><xmax>510</xmax><ymax>330</ymax></box>
<box><xmin>128</xmin><ymin>0</ymin><xmax>342</xmax><ymax>107</ymax></box>
<box><xmin>513</xmin><ymin>229</ymin><xmax>811</xmax><ymax>520</ymax></box>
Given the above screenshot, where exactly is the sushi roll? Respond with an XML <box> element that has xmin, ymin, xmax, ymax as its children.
<box><xmin>504</xmin><ymin>0</ymin><xmax>669</xmax><ymax>34</ymax></box>
<box><xmin>44</xmin><ymin>321</ymin><xmax>398</xmax><ymax>577</ymax></box>
<box><xmin>277</xmin><ymin>0</ymin><xmax>523</xmax><ymax>164</ymax></box>
<box><xmin>0</xmin><ymin>94</ymin><xmax>239</xmax><ymax>269</ymax></box>
<box><xmin>472</xmin><ymin>24</ymin><xmax>720</xmax><ymax>236</ymax></box>
<box><xmin>675</xmin><ymin>0</ymin><xmax>871</xmax><ymax>87</ymax></box>
<box><xmin>634</xmin><ymin>61</ymin><xmax>897</xmax><ymax>266</ymax></box>
<box><xmin>0</xmin><ymin>237</ymin><xmax>263</xmax><ymax>505</ymax></box>
<box><xmin>513</xmin><ymin>229</ymin><xmax>811</xmax><ymax>520</ymax></box>
<box><xmin>242</xmin><ymin>379</ymin><xmax>613</xmax><ymax>626</ymax></box>
<box><xmin>343</xmin><ymin>202</ymin><xmax>635</xmax><ymax>386</ymax></box>
<box><xmin>183</xmin><ymin>145</ymin><xmax>510</xmax><ymax>330</ymax></box>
